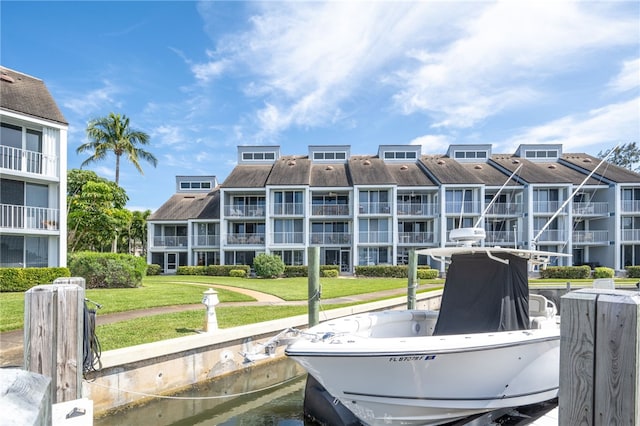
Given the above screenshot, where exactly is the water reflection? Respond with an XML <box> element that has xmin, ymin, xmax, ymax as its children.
<box><xmin>95</xmin><ymin>358</ymin><xmax>312</xmax><ymax>426</ymax></box>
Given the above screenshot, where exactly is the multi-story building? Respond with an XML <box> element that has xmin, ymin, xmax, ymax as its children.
<box><xmin>0</xmin><ymin>66</ymin><xmax>68</xmax><ymax>268</ymax></box>
<box><xmin>148</xmin><ymin>143</ymin><xmax>640</xmax><ymax>274</ymax></box>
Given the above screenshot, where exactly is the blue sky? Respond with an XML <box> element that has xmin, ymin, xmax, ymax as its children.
<box><xmin>2</xmin><ymin>1</ymin><xmax>639</xmax><ymax>212</ymax></box>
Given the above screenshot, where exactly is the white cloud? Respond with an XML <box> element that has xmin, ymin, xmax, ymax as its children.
<box><xmin>501</xmin><ymin>98</ymin><xmax>640</xmax><ymax>153</ymax></box>
<box><xmin>152</xmin><ymin>125</ymin><xmax>185</xmax><ymax>147</ymax></box>
<box><xmin>62</xmin><ymin>80</ymin><xmax>123</xmax><ymax>117</ymax></box>
<box><xmin>608</xmin><ymin>58</ymin><xmax>640</xmax><ymax>93</ymax></box>
<box><xmin>410</xmin><ymin>134</ymin><xmax>452</xmax><ymax>154</ymax></box>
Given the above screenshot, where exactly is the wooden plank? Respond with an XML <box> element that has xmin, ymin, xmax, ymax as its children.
<box><xmin>594</xmin><ymin>292</ymin><xmax>640</xmax><ymax>425</ymax></box>
<box><xmin>559</xmin><ymin>290</ymin><xmax>597</xmax><ymax>426</ymax></box>
<box><xmin>24</xmin><ymin>285</ymin><xmax>57</xmax><ymax>394</ymax></box>
<box><xmin>0</xmin><ymin>368</ymin><xmax>51</xmax><ymax>426</ymax></box>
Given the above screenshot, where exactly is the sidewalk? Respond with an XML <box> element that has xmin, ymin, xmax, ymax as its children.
<box><xmin>0</xmin><ymin>284</ymin><xmax>436</xmax><ymax>367</ymax></box>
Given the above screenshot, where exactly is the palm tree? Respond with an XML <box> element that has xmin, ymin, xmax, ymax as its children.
<box><xmin>78</xmin><ymin>113</ymin><xmax>158</xmax><ymax>184</ymax></box>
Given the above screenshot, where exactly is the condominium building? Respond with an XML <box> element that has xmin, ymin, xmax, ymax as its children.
<box><xmin>0</xmin><ymin>66</ymin><xmax>68</xmax><ymax>267</ymax></box>
<box><xmin>148</xmin><ymin>144</ymin><xmax>640</xmax><ymax>274</ymax></box>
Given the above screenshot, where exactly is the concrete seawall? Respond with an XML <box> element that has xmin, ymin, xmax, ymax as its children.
<box><xmin>85</xmin><ymin>291</ymin><xmax>443</xmax><ymax>415</ymax></box>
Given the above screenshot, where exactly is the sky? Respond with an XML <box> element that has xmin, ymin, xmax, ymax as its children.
<box><xmin>2</xmin><ymin>1</ymin><xmax>639</xmax><ymax>212</ymax></box>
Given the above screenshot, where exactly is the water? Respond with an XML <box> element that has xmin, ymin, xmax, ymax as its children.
<box><xmin>94</xmin><ymin>358</ymin><xmax>314</xmax><ymax>426</ymax></box>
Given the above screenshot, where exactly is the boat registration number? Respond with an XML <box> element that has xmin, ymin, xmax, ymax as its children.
<box><xmin>388</xmin><ymin>355</ymin><xmax>436</xmax><ymax>362</ymax></box>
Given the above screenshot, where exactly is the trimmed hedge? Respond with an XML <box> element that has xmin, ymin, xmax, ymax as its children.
<box><xmin>68</xmin><ymin>252</ymin><xmax>147</xmax><ymax>289</ymax></box>
<box><xmin>355</xmin><ymin>265</ymin><xmax>434</xmax><ymax>278</ymax></box>
<box><xmin>146</xmin><ymin>264</ymin><xmax>162</xmax><ymax>275</ymax></box>
<box><xmin>176</xmin><ymin>266</ymin><xmax>207</xmax><ymax>275</ymax></box>
<box><xmin>539</xmin><ymin>265</ymin><xmax>591</xmax><ymax>279</ymax></box>
<box><xmin>593</xmin><ymin>267</ymin><xmax>614</xmax><ymax>279</ymax></box>
<box><xmin>322</xmin><ymin>269</ymin><xmax>339</xmax><ymax>278</ymax></box>
<box><xmin>229</xmin><ymin>269</ymin><xmax>247</xmax><ymax>278</ymax></box>
<box><xmin>626</xmin><ymin>266</ymin><xmax>640</xmax><ymax>279</ymax></box>
<box><xmin>283</xmin><ymin>266</ymin><xmax>307</xmax><ymax>278</ymax></box>
<box><xmin>417</xmin><ymin>268</ymin><xmax>439</xmax><ymax>279</ymax></box>
<box><xmin>0</xmin><ymin>267</ymin><xmax>71</xmax><ymax>292</ymax></box>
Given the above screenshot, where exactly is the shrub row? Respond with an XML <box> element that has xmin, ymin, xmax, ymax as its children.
<box><xmin>281</xmin><ymin>265</ymin><xmax>340</xmax><ymax>278</ymax></box>
<box><xmin>539</xmin><ymin>265</ymin><xmax>592</xmax><ymax>279</ymax></box>
<box><xmin>146</xmin><ymin>264</ymin><xmax>162</xmax><ymax>275</ymax></box>
<box><xmin>626</xmin><ymin>266</ymin><xmax>640</xmax><ymax>279</ymax></box>
<box><xmin>68</xmin><ymin>252</ymin><xmax>147</xmax><ymax>289</ymax></box>
<box><xmin>354</xmin><ymin>265</ymin><xmax>436</xmax><ymax>279</ymax></box>
<box><xmin>0</xmin><ymin>267</ymin><xmax>71</xmax><ymax>292</ymax></box>
<box><xmin>593</xmin><ymin>267</ymin><xmax>615</xmax><ymax>279</ymax></box>
<box><xmin>176</xmin><ymin>265</ymin><xmax>251</xmax><ymax>276</ymax></box>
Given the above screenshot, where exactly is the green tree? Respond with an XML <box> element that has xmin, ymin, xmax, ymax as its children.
<box><xmin>120</xmin><ymin>209</ymin><xmax>151</xmax><ymax>255</ymax></box>
<box><xmin>67</xmin><ymin>169</ymin><xmax>131</xmax><ymax>252</ymax></box>
<box><xmin>77</xmin><ymin>112</ymin><xmax>157</xmax><ymax>184</ymax></box>
<box><xmin>598</xmin><ymin>142</ymin><xmax>640</xmax><ymax>172</ymax></box>
<box><xmin>253</xmin><ymin>253</ymin><xmax>285</xmax><ymax>278</ymax></box>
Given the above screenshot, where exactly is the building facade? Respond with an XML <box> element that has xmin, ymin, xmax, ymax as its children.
<box><xmin>0</xmin><ymin>67</ymin><xmax>68</xmax><ymax>268</ymax></box>
<box><xmin>148</xmin><ymin>144</ymin><xmax>640</xmax><ymax>274</ymax></box>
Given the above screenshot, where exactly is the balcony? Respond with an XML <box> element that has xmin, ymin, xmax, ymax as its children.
<box><xmin>445</xmin><ymin>201</ymin><xmax>480</xmax><ymax>214</ymax></box>
<box><xmin>310</xmin><ymin>204</ymin><xmax>350</xmax><ymax>216</ymax></box>
<box><xmin>573</xmin><ymin>202</ymin><xmax>609</xmax><ymax>216</ymax></box>
<box><xmin>192</xmin><ymin>235</ymin><xmax>220</xmax><ymax>247</ymax></box>
<box><xmin>0</xmin><ymin>204</ymin><xmax>60</xmax><ymax>231</ymax></box>
<box><xmin>533</xmin><ymin>201</ymin><xmax>561</xmax><ymax>214</ymax></box>
<box><xmin>573</xmin><ymin>230</ymin><xmax>609</xmax><ymax>244</ymax></box>
<box><xmin>1</xmin><ymin>145</ymin><xmax>58</xmax><ymax>178</ymax></box>
<box><xmin>225</xmin><ymin>205</ymin><xmax>265</xmax><ymax>217</ymax></box>
<box><xmin>484</xmin><ymin>203</ymin><xmax>523</xmax><ymax>216</ymax></box>
<box><xmin>152</xmin><ymin>236</ymin><xmax>188</xmax><ymax>248</ymax></box>
<box><xmin>622</xmin><ymin>200</ymin><xmax>640</xmax><ymax>213</ymax></box>
<box><xmin>272</xmin><ymin>203</ymin><xmax>304</xmax><ymax>216</ymax></box>
<box><xmin>310</xmin><ymin>232</ymin><xmax>352</xmax><ymax>245</ymax></box>
<box><xmin>485</xmin><ymin>231</ymin><xmax>517</xmax><ymax>245</ymax></box>
<box><xmin>272</xmin><ymin>232</ymin><xmax>304</xmax><ymax>244</ymax></box>
<box><xmin>359</xmin><ymin>231</ymin><xmax>391</xmax><ymax>244</ymax></box>
<box><xmin>533</xmin><ymin>229</ymin><xmax>567</xmax><ymax>242</ymax></box>
<box><xmin>359</xmin><ymin>202</ymin><xmax>391</xmax><ymax>215</ymax></box>
<box><xmin>397</xmin><ymin>202</ymin><xmax>436</xmax><ymax>216</ymax></box>
<box><xmin>397</xmin><ymin>232</ymin><xmax>434</xmax><ymax>244</ymax></box>
<box><xmin>622</xmin><ymin>229</ymin><xmax>640</xmax><ymax>242</ymax></box>
<box><xmin>226</xmin><ymin>233</ymin><xmax>265</xmax><ymax>245</ymax></box>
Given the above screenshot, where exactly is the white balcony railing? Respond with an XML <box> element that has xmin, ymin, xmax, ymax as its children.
<box><xmin>1</xmin><ymin>145</ymin><xmax>58</xmax><ymax>178</ymax></box>
<box><xmin>226</xmin><ymin>233</ymin><xmax>265</xmax><ymax>245</ymax></box>
<box><xmin>310</xmin><ymin>232</ymin><xmax>352</xmax><ymax>245</ymax></box>
<box><xmin>397</xmin><ymin>202</ymin><xmax>437</xmax><ymax>216</ymax></box>
<box><xmin>622</xmin><ymin>229</ymin><xmax>640</xmax><ymax>242</ymax></box>
<box><xmin>358</xmin><ymin>202</ymin><xmax>391</xmax><ymax>215</ymax></box>
<box><xmin>445</xmin><ymin>201</ymin><xmax>480</xmax><ymax>214</ymax></box>
<box><xmin>359</xmin><ymin>231</ymin><xmax>391</xmax><ymax>244</ymax></box>
<box><xmin>533</xmin><ymin>229</ymin><xmax>567</xmax><ymax>242</ymax></box>
<box><xmin>622</xmin><ymin>200</ymin><xmax>640</xmax><ymax>213</ymax></box>
<box><xmin>272</xmin><ymin>203</ymin><xmax>304</xmax><ymax>216</ymax></box>
<box><xmin>533</xmin><ymin>201</ymin><xmax>561</xmax><ymax>213</ymax></box>
<box><xmin>484</xmin><ymin>203</ymin><xmax>523</xmax><ymax>216</ymax></box>
<box><xmin>192</xmin><ymin>235</ymin><xmax>220</xmax><ymax>246</ymax></box>
<box><xmin>152</xmin><ymin>236</ymin><xmax>188</xmax><ymax>247</ymax></box>
<box><xmin>573</xmin><ymin>202</ymin><xmax>609</xmax><ymax>216</ymax></box>
<box><xmin>573</xmin><ymin>230</ymin><xmax>609</xmax><ymax>243</ymax></box>
<box><xmin>225</xmin><ymin>205</ymin><xmax>265</xmax><ymax>217</ymax></box>
<box><xmin>0</xmin><ymin>204</ymin><xmax>60</xmax><ymax>231</ymax></box>
<box><xmin>310</xmin><ymin>204</ymin><xmax>350</xmax><ymax>216</ymax></box>
<box><xmin>485</xmin><ymin>231</ymin><xmax>517</xmax><ymax>244</ymax></box>
<box><xmin>397</xmin><ymin>232</ymin><xmax>434</xmax><ymax>244</ymax></box>
<box><xmin>272</xmin><ymin>232</ymin><xmax>304</xmax><ymax>244</ymax></box>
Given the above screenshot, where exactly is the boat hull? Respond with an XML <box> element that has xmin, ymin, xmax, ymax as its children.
<box><xmin>286</xmin><ymin>312</ymin><xmax>559</xmax><ymax>426</ymax></box>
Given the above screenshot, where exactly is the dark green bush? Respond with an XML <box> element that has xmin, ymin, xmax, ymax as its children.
<box><xmin>0</xmin><ymin>267</ymin><xmax>71</xmax><ymax>292</ymax></box>
<box><xmin>177</xmin><ymin>266</ymin><xmax>207</xmax><ymax>275</ymax></box>
<box><xmin>593</xmin><ymin>267</ymin><xmax>614</xmax><ymax>279</ymax></box>
<box><xmin>539</xmin><ymin>265</ymin><xmax>591</xmax><ymax>279</ymax></box>
<box><xmin>205</xmin><ymin>265</ymin><xmax>250</xmax><ymax>276</ymax></box>
<box><xmin>626</xmin><ymin>266</ymin><xmax>640</xmax><ymax>279</ymax></box>
<box><xmin>284</xmin><ymin>266</ymin><xmax>307</xmax><ymax>277</ymax></box>
<box><xmin>146</xmin><ymin>264</ymin><xmax>162</xmax><ymax>275</ymax></box>
<box><xmin>229</xmin><ymin>269</ymin><xmax>247</xmax><ymax>278</ymax></box>
<box><xmin>68</xmin><ymin>252</ymin><xmax>147</xmax><ymax>288</ymax></box>
<box><xmin>253</xmin><ymin>253</ymin><xmax>285</xmax><ymax>278</ymax></box>
<box><xmin>322</xmin><ymin>269</ymin><xmax>339</xmax><ymax>278</ymax></box>
<box><xmin>417</xmin><ymin>268</ymin><xmax>439</xmax><ymax>279</ymax></box>
<box><xmin>355</xmin><ymin>265</ymin><xmax>432</xmax><ymax>278</ymax></box>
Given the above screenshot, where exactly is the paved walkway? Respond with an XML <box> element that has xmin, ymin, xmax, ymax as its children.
<box><xmin>0</xmin><ymin>283</ymin><xmax>437</xmax><ymax>367</ymax></box>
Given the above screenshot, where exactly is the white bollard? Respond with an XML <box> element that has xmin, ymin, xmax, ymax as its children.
<box><xmin>202</xmin><ymin>288</ymin><xmax>220</xmax><ymax>332</ymax></box>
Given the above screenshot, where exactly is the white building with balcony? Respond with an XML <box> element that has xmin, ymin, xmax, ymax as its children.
<box><xmin>1</xmin><ymin>66</ymin><xmax>68</xmax><ymax>267</ymax></box>
<box><xmin>148</xmin><ymin>143</ymin><xmax>640</xmax><ymax>274</ymax></box>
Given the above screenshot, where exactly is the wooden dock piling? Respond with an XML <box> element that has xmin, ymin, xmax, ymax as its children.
<box><xmin>560</xmin><ymin>288</ymin><xmax>640</xmax><ymax>425</ymax></box>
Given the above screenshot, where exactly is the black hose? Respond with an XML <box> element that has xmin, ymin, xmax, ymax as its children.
<box><xmin>83</xmin><ymin>302</ymin><xmax>102</xmax><ymax>375</ymax></box>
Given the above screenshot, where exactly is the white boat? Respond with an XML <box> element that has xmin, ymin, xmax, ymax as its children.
<box><xmin>285</xmin><ymin>241</ymin><xmax>567</xmax><ymax>426</ymax></box>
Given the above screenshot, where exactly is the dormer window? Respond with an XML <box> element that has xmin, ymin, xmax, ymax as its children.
<box><xmin>313</xmin><ymin>151</ymin><xmax>347</xmax><ymax>161</ymax></box>
<box><xmin>453</xmin><ymin>150</ymin><xmax>487</xmax><ymax>160</ymax></box>
<box><xmin>176</xmin><ymin>176</ymin><xmax>217</xmax><ymax>192</ymax></box>
<box><xmin>242</xmin><ymin>151</ymin><xmax>276</xmax><ymax>161</ymax></box>
<box><xmin>524</xmin><ymin>149</ymin><xmax>559</xmax><ymax>160</ymax></box>
<box><xmin>383</xmin><ymin>151</ymin><xmax>417</xmax><ymax>160</ymax></box>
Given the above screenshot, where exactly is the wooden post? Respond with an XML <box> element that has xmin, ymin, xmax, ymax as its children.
<box><xmin>24</xmin><ymin>284</ymin><xmax>84</xmax><ymax>404</ymax></box>
<box><xmin>560</xmin><ymin>289</ymin><xmax>640</xmax><ymax>425</ymax></box>
<box><xmin>53</xmin><ymin>277</ymin><xmax>86</xmax><ymax>289</ymax></box>
<box><xmin>0</xmin><ymin>368</ymin><xmax>51</xmax><ymax>425</ymax></box>
<box><xmin>308</xmin><ymin>246</ymin><xmax>320</xmax><ymax>327</ymax></box>
<box><xmin>407</xmin><ymin>249</ymin><xmax>417</xmax><ymax>310</ymax></box>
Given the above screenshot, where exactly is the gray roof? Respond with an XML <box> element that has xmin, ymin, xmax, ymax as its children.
<box><xmin>0</xmin><ymin>67</ymin><xmax>67</xmax><ymax>125</ymax></box>
<box><xmin>420</xmin><ymin>155</ymin><xmax>484</xmax><ymax>185</ymax></box>
<box><xmin>310</xmin><ymin>163</ymin><xmax>352</xmax><ymax>187</ymax></box>
<box><xmin>491</xmin><ymin>155</ymin><xmax>603</xmax><ymax>185</ymax></box>
<box><xmin>149</xmin><ymin>190</ymin><xmax>220</xmax><ymax>220</ymax></box>
<box><xmin>266</xmin><ymin>155</ymin><xmax>311</xmax><ymax>185</ymax></box>
<box><xmin>349</xmin><ymin>156</ymin><xmax>396</xmax><ymax>185</ymax></box>
<box><xmin>221</xmin><ymin>165</ymin><xmax>273</xmax><ymax>188</ymax></box>
<box><xmin>386</xmin><ymin>162</ymin><xmax>436</xmax><ymax>187</ymax></box>
<box><xmin>561</xmin><ymin>153</ymin><xmax>640</xmax><ymax>184</ymax></box>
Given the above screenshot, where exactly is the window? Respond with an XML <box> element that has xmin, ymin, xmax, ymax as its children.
<box><xmin>179</xmin><ymin>181</ymin><xmax>212</xmax><ymax>190</ymax></box>
<box><xmin>242</xmin><ymin>152</ymin><xmax>276</xmax><ymax>161</ymax></box>
<box><xmin>273</xmin><ymin>191</ymin><xmax>303</xmax><ymax>215</ymax></box>
<box><xmin>312</xmin><ymin>151</ymin><xmax>347</xmax><ymax>161</ymax></box>
<box><xmin>453</xmin><ymin>151</ymin><xmax>487</xmax><ymax>159</ymax></box>
<box><xmin>524</xmin><ymin>150</ymin><xmax>559</xmax><ymax>159</ymax></box>
<box><xmin>358</xmin><ymin>247</ymin><xmax>389</xmax><ymax>265</ymax></box>
<box><xmin>445</xmin><ymin>189</ymin><xmax>473</xmax><ymax>214</ymax></box>
<box><xmin>0</xmin><ymin>235</ymin><xmax>48</xmax><ymax>267</ymax></box>
<box><xmin>359</xmin><ymin>218</ymin><xmax>389</xmax><ymax>243</ymax></box>
<box><xmin>383</xmin><ymin>151</ymin><xmax>417</xmax><ymax>160</ymax></box>
<box><xmin>271</xmin><ymin>250</ymin><xmax>303</xmax><ymax>265</ymax></box>
<box><xmin>273</xmin><ymin>219</ymin><xmax>303</xmax><ymax>244</ymax></box>
<box><xmin>195</xmin><ymin>251</ymin><xmax>220</xmax><ymax>266</ymax></box>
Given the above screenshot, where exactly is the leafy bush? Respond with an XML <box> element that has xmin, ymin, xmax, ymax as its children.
<box><xmin>0</xmin><ymin>267</ymin><xmax>71</xmax><ymax>292</ymax></box>
<box><xmin>355</xmin><ymin>265</ymin><xmax>431</xmax><ymax>278</ymax></box>
<box><xmin>539</xmin><ymin>265</ymin><xmax>591</xmax><ymax>279</ymax></box>
<box><xmin>177</xmin><ymin>266</ymin><xmax>207</xmax><ymax>275</ymax></box>
<box><xmin>253</xmin><ymin>253</ymin><xmax>285</xmax><ymax>278</ymax></box>
<box><xmin>322</xmin><ymin>269</ymin><xmax>339</xmax><ymax>278</ymax></box>
<box><xmin>283</xmin><ymin>266</ymin><xmax>307</xmax><ymax>277</ymax></box>
<box><xmin>626</xmin><ymin>266</ymin><xmax>640</xmax><ymax>279</ymax></box>
<box><xmin>68</xmin><ymin>252</ymin><xmax>147</xmax><ymax>288</ymax></box>
<box><xmin>146</xmin><ymin>264</ymin><xmax>162</xmax><ymax>275</ymax></box>
<box><xmin>229</xmin><ymin>269</ymin><xmax>247</xmax><ymax>278</ymax></box>
<box><xmin>593</xmin><ymin>267</ymin><xmax>614</xmax><ymax>279</ymax></box>
<box><xmin>417</xmin><ymin>268</ymin><xmax>439</xmax><ymax>279</ymax></box>
<box><xmin>206</xmin><ymin>265</ymin><xmax>250</xmax><ymax>276</ymax></box>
